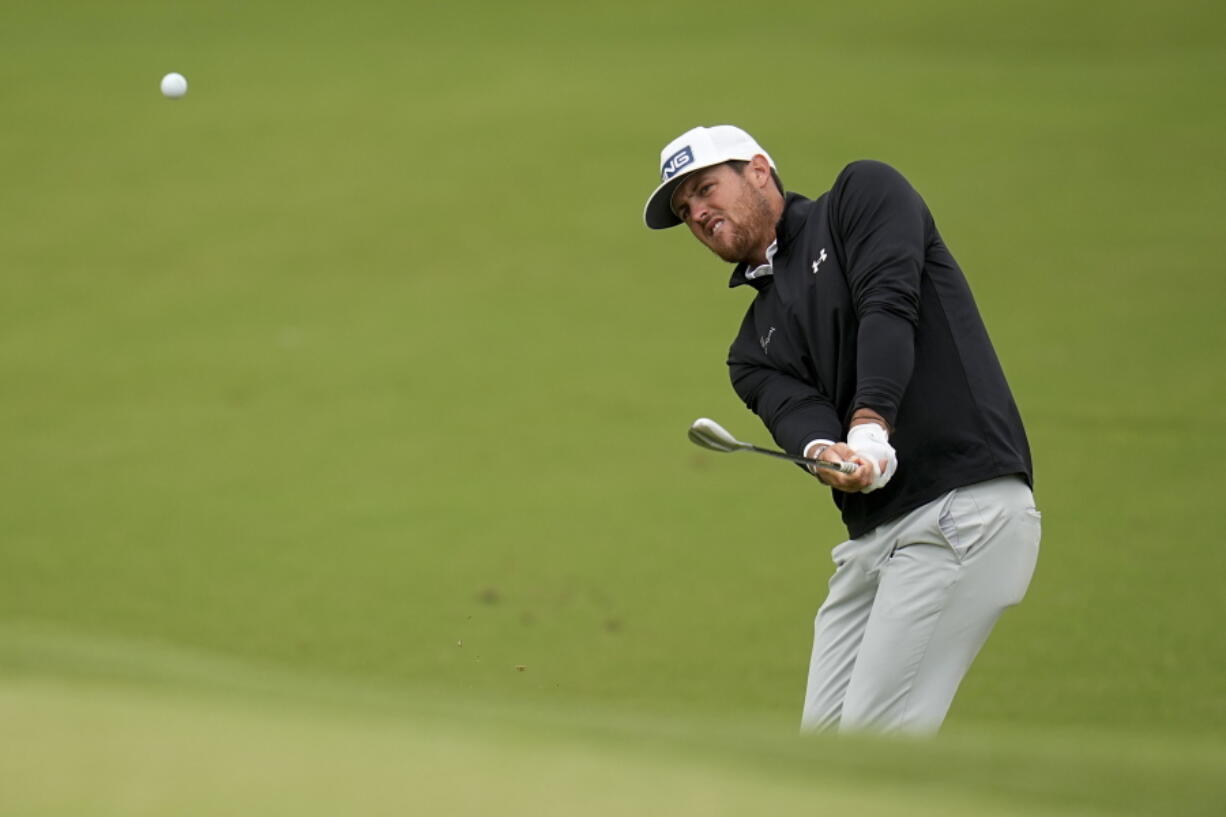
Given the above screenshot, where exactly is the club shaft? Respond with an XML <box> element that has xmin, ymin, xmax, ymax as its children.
<box><xmin>743</xmin><ymin>444</ymin><xmax>857</xmax><ymax>474</ymax></box>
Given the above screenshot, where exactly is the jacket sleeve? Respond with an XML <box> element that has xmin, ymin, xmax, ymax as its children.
<box><xmin>728</xmin><ymin>351</ymin><xmax>843</xmax><ymax>456</ymax></box>
<box><xmin>831</xmin><ymin>161</ymin><xmax>925</xmax><ymax>428</ymax></box>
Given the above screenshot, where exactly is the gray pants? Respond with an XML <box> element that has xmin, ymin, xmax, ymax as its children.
<box><xmin>800</xmin><ymin>475</ymin><xmax>1041</xmax><ymax>735</ymax></box>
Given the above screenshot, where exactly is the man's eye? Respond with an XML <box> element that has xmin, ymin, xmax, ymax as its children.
<box><xmin>700</xmin><ymin>184</ymin><xmax>714</xmax><ymax>195</ymax></box>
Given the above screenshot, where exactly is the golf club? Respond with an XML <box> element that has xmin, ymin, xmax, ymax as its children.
<box><xmin>687</xmin><ymin>417</ymin><xmax>858</xmax><ymax>474</ymax></box>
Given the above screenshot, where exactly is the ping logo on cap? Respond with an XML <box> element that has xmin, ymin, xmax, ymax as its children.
<box><xmin>661</xmin><ymin>146</ymin><xmax>695</xmax><ymax>181</ymax></box>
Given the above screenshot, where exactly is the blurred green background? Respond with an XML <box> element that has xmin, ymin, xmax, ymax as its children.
<box><xmin>3</xmin><ymin>0</ymin><xmax>1225</xmax><ymax>813</ymax></box>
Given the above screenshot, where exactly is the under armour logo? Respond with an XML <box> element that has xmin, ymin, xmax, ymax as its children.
<box><xmin>811</xmin><ymin>248</ymin><xmax>828</xmax><ymax>273</ymax></box>
<box><xmin>759</xmin><ymin>326</ymin><xmax>776</xmax><ymax>353</ymax></box>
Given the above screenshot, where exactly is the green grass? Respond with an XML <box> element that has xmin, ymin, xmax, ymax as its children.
<box><xmin>4</xmin><ymin>627</ymin><xmax>1224</xmax><ymax>817</ymax></box>
<box><xmin>3</xmin><ymin>0</ymin><xmax>1226</xmax><ymax>812</ymax></box>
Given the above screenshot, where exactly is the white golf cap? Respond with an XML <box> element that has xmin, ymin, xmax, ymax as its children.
<box><xmin>643</xmin><ymin>125</ymin><xmax>776</xmax><ymax>229</ymax></box>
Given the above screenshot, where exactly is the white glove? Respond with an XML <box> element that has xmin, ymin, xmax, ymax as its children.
<box><xmin>846</xmin><ymin>423</ymin><xmax>897</xmax><ymax>493</ymax></box>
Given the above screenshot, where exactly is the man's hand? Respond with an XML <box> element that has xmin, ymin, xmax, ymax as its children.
<box><xmin>804</xmin><ymin>441</ymin><xmax>879</xmax><ymax>493</ymax></box>
<box><xmin>847</xmin><ymin>423</ymin><xmax>897</xmax><ymax>493</ymax></box>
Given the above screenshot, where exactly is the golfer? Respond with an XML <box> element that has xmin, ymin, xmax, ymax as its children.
<box><xmin>644</xmin><ymin>125</ymin><xmax>1041</xmax><ymax>734</ymax></box>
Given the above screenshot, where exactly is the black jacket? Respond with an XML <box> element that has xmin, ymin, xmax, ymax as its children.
<box><xmin>727</xmin><ymin>160</ymin><xmax>1032</xmax><ymax>538</ymax></box>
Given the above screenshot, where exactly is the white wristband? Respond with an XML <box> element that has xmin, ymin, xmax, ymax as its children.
<box><xmin>802</xmin><ymin>439</ymin><xmax>837</xmax><ymax>475</ymax></box>
<box><xmin>803</xmin><ymin>439</ymin><xmax>836</xmax><ymax>460</ymax></box>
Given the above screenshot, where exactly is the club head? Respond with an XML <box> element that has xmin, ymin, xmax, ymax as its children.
<box><xmin>687</xmin><ymin>417</ymin><xmax>746</xmax><ymax>453</ymax></box>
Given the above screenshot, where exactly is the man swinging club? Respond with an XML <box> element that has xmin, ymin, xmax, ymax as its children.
<box><xmin>644</xmin><ymin>125</ymin><xmax>1041</xmax><ymax>734</ymax></box>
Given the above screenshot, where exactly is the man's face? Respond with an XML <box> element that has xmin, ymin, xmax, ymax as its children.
<box><xmin>670</xmin><ymin>161</ymin><xmax>776</xmax><ymax>265</ymax></box>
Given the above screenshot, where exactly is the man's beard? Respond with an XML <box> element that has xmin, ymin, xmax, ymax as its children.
<box><xmin>706</xmin><ymin>186</ymin><xmax>774</xmax><ymax>265</ymax></box>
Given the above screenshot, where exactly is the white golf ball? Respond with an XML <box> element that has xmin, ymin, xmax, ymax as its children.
<box><xmin>160</xmin><ymin>72</ymin><xmax>188</xmax><ymax>99</ymax></box>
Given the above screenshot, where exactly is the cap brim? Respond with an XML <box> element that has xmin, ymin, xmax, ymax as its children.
<box><xmin>642</xmin><ymin>173</ymin><xmax>689</xmax><ymax>230</ymax></box>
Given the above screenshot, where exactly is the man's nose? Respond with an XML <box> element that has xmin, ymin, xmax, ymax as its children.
<box><xmin>690</xmin><ymin>200</ymin><xmax>711</xmax><ymax>226</ymax></box>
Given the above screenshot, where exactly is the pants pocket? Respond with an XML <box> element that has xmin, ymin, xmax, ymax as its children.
<box><xmin>936</xmin><ymin>488</ymin><xmax>986</xmax><ymax>562</ymax></box>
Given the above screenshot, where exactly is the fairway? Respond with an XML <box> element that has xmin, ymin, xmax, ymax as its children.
<box><xmin>3</xmin><ymin>0</ymin><xmax>1225</xmax><ymax>813</ymax></box>
<box><xmin>4</xmin><ymin>627</ymin><xmax>1225</xmax><ymax>816</ymax></box>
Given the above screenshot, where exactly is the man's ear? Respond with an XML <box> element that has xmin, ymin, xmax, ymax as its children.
<box><xmin>747</xmin><ymin>154</ymin><xmax>774</xmax><ymax>189</ymax></box>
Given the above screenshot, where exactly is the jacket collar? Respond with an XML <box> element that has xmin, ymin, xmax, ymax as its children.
<box><xmin>727</xmin><ymin>193</ymin><xmax>812</xmax><ymax>289</ymax></box>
